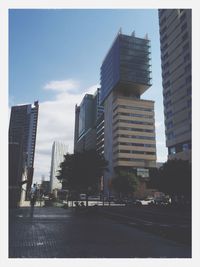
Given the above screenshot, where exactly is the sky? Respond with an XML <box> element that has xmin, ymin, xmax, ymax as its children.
<box><xmin>9</xmin><ymin>9</ymin><xmax>168</xmax><ymax>183</ymax></box>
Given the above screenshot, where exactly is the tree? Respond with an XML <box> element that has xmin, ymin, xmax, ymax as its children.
<box><xmin>112</xmin><ymin>170</ymin><xmax>139</xmax><ymax>199</ymax></box>
<box><xmin>159</xmin><ymin>159</ymin><xmax>191</xmax><ymax>200</ymax></box>
<box><xmin>146</xmin><ymin>167</ymin><xmax>160</xmax><ymax>189</ymax></box>
<box><xmin>149</xmin><ymin>160</ymin><xmax>191</xmax><ymax>205</ymax></box>
<box><xmin>57</xmin><ymin>149</ymin><xmax>108</xmax><ymax>206</ymax></box>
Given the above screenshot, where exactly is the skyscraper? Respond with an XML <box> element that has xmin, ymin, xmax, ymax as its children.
<box><xmin>74</xmin><ymin>89</ymin><xmax>104</xmax><ymax>152</ymax></box>
<box><xmin>9</xmin><ymin>101</ymin><xmax>39</xmax><ymax>206</ymax></box>
<box><xmin>50</xmin><ymin>141</ymin><xmax>68</xmax><ymax>192</ymax></box>
<box><xmin>158</xmin><ymin>9</ymin><xmax>191</xmax><ymax>161</ymax></box>
<box><xmin>100</xmin><ymin>30</ymin><xmax>156</xmax><ymax>196</ymax></box>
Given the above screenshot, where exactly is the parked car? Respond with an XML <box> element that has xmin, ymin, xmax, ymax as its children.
<box><xmin>154</xmin><ymin>196</ymin><xmax>170</xmax><ymax>206</ymax></box>
<box><xmin>135</xmin><ymin>197</ymin><xmax>154</xmax><ymax>206</ymax></box>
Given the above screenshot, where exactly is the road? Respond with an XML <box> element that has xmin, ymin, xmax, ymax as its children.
<box><xmin>99</xmin><ymin>205</ymin><xmax>191</xmax><ymax>245</ymax></box>
<box><xmin>9</xmin><ymin>206</ymin><xmax>191</xmax><ymax>258</ymax></box>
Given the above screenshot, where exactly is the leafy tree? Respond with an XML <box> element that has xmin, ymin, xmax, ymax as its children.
<box><xmin>158</xmin><ymin>159</ymin><xmax>191</xmax><ymax>202</ymax></box>
<box><xmin>57</xmin><ymin>149</ymin><xmax>108</xmax><ymax>206</ymax></box>
<box><xmin>147</xmin><ymin>160</ymin><xmax>191</xmax><ymax>204</ymax></box>
<box><xmin>112</xmin><ymin>170</ymin><xmax>139</xmax><ymax>199</ymax></box>
<box><xmin>146</xmin><ymin>167</ymin><xmax>160</xmax><ymax>189</ymax></box>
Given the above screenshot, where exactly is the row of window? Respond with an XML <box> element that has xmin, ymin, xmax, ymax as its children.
<box><xmin>114</xmin><ymin>126</ymin><xmax>154</xmax><ymax>133</ymax></box>
<box><xmin>114</xmin><ymin>149</ymin><xmax>156</xmax><ymax>155</ymax></box>
<box><xmin>114</xmin><ymin>142</ymin><xmax>155</xmax><ymax>148</ymax></box>
<box><xmin>113</xmin><ymin>112</ymin><xmax>153</xmax><ymax>119</ymax></box>
<box><xmin>113</xmin><ymin>119</ymin><xmax>154</xmax><ymax>126</ymax></box>
<box><xmin>163</xmin><ymin>65</ymin><xmax>191</xmax><ymax>91</ymax></box>
<box><xmin>166</xmin><ymin>128</ymin><xmax>190</xmax><ymax>141</ymax></box>
<box><xmin>165</xmin><ymin>102</ymin><xmax>189</xmax><ymax>121</ymax></box>
<box><xmin>169</xmin><ymin>142</ymin><xmax>191</xmax><ymax>155</ymax></box>
<box><xmin>114</xmin><ymin>157</ymin><xmax>150</xmax><ymax>163</ymax></box>
<box><xmin>113</xmin><ymin>104</ymin><xmax>153</xmax><ymax>113</ymax></box>
<box><xmin>114</xmin><ymin>134</ymin><xmax>155</xmax><ymax>141</ymax></box>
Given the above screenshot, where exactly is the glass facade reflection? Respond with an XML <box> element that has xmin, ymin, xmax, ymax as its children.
<box><xmin>100</xmin><ymin>33</ymin><xmax>152</xmax><ymax>103</ymax></box>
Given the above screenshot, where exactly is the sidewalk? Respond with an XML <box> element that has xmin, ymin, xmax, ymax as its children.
<box><xmin>9</xmin><ymin>206</ymin><xmax>74</xmax><ymax>258</ymax></box>
<box><xmin>9</xmin><ymin>206</ymin><xmax>191</xmax><ymax>258</ymax></box>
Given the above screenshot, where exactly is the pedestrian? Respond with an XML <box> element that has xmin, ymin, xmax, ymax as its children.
<box><xmin>29</xmin><ymin>183</ymin><xmax>38</xmax><ymax>217</ymax></box>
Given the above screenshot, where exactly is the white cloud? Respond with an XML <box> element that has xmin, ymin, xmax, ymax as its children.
<box><xmin>43</xmin><ymin>79</ymin><xmax>80</xmax><ymax>93</ymax></box>
<box><xmin>155</xmin><ymin>121</ymin><xmax>163</xmax><ymax>129</ymax></box>
<box><xmin>33</xmin><ymin>80</ymin><xmax>99</xmax><ymax>182</ymax></box>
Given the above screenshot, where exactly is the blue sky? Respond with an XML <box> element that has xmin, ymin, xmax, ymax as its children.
<box><xmin>9</xmin><ymin>9</ymin><xmax>167</xmax><ymax>182</ymax></box>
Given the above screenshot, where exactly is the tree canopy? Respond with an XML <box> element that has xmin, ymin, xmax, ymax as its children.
<box><xmin>148</xmin><ymin>159</ymin><xmax>191</xmax><ymax>200</ymax></box>
<box><xmin>112</xmin><ymin>170</ymin><xmax>139</xmax><ymax>198</ymax></box>
<box><xmin>57</xmin><ymin>149</ymin><xmax>108</xmax><ymax>196</ymax></box>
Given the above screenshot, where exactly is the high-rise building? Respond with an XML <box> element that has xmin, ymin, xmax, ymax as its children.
<box><xmin>74</xmin><ymin>89</ymin><xmax>104</xmax><ymax>152</ymax></box>
<box><xmin>9</xmin><ymin>101</ymin><xmax>39</xmax><ymax>206</ymax></box>
<box><xmin>50</xmin><ymin>141</ymin><xmax>68</xmax><ymax>192</ymax></box>
<box><xmin>158</xmin><ymin>9</ymin><xmax>191</xmax><ymax>161</ymax></box>
<box><xmin>100</xmin><ymin>30</ymin><xmax>157</xmax><ymax>196</ymax></box>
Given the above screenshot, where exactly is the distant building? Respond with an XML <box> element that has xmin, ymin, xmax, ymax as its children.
<box><xmin>40</xmin><ymin>180</ymin><xmax>50</xmax><ymax>195</ymax></box>
<box><xmin>49</xmin><ymin>141</ymin><xmax>68</xmax><ymax>192</ymax></box>
<box><xmin>158</xmin><ymin>9</ymin><xmax>191</xmax><ymax>161</ymax></box>
<box><xmin>100</xmin><ymin>30</ymin><xmax>157</xmax><ymax>196</ymax></box>
<box><xmin>9</xmin><ymin>101</ymin><xmax>39</xmax><ymax>207</ymax></box>
<box><xmin>74</xmin><ymin>88</ymin><xmax>104</xmax><ymax>152</ymax></box>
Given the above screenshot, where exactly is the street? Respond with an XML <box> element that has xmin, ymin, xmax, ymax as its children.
<box><xmin>9</xmin><ymin>206</ymin><xmax>191</xmax><ymax>258</ymax></box>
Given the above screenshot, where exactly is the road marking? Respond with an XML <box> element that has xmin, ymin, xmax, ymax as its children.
<box><xmin>17</xmin><ymin>214</ymin><xmax>72</xmax><ymax>219</ymax></box>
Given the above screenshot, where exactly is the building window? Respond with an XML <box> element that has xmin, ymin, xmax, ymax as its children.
<box><xmin>166</xmin><ymin>131</ymin><xmax>174</xmax><ymax>140</ymax></box>
<box><xmin>181</xmin><ymin>22</ymin><xmax>187</xmax><ymax>32</ymax></box>
<box><xmin>185</xmin><ymin>64</ymin><xmax>191</xmax><ymax>73</ymax></box>
<box><xmin>182</xmin><ymin>32</ymin><xmax>188</xmax><ymax>42</ymax></box>
<box><xmin>165</xmin><ymin>110</ymin><xmax>173</xmax><ymax>119</ymax></box>
<box><xmin>182</xmin><ymin>42</ymin><xmax>189</xmax><ymax>52</ymax></box>
<box><xmin>182</xmin><ymin>143</ymin><xmax>189</xmax><ymax>151</ymax></box>
<box><xmin>166</xmin><ymin>120</ymin><xmax>173</xmax><ymax>130</ymax></box>
<box><xmin>180</xmin><ymin>12</ymin><xmax>186</xmax><ymax>23</ymax></box>
<box><xmin>184</xmin><ymin>53</ymin><xmax>190</xmax><ymax>62</ymax></box>
<box><xmin>160</xmin><ymin>16</ymin><xmax>166</xmax><ymax>27</ymax></box>
<box><xmin>169</xmin><ymin>147</ymin><xmax>176</xmax><ymax>155</ymax></box>
<box><xmin>187</xmin><ymin>87</ymin><xmax>191</xmax><ymax>96</ymax></box>
<box><xmin>185</xmin><ymin>75</ymin><xmax>191</xmax><ymax>84</ymax></box>
<box><xmin>164</xmin><ymin>100</ymin><xmax>171</xmax><ymax>109</ymax></box>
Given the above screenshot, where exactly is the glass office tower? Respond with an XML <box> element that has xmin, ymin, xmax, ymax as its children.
<box><xmin>9</xmin><ymin>101</ymin><xmax>39</xmax><ymax>206</ymax></box>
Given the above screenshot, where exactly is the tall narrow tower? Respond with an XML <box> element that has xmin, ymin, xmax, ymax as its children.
<box><xmin>50</xmin><ymin>141</ymin><xmax>68</xmax><ymax>192</ymax></box>
<box><xmin>158</xmin><ymin>9</ymin><xmax>191</xmax><ymax>161</ymax></box>
<box><xmin>9</xmin><ymin>101</ymin><xmax>39</xmax><ymax>206</ymax></box>
<box><xmin>100</xmin><ymin>31</ymin><xmax>156</xmax><ymax>196</ymax></box>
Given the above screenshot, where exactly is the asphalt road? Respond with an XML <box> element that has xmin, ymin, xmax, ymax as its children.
<box><xmin>9</xmin><ymin>206</ymin><xmax>191</xmax><ymax>258</ymax></box>
<box><xmin>99</xmin><ymin>205</ymin><xmax>191</xmax><ymax>245</ymax></box>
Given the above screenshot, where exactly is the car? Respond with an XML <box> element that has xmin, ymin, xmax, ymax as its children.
<box><xmin>154</xmin><ymin>197</ymin><xmax>170</xmax><ymax>206</ymax></box>
<box><xmin>135</xmin><ymin>198</ymin><xmax>154</xmax><ymax>206</ymax></box>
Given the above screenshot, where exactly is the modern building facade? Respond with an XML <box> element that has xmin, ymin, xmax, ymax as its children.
<box><xmin>100</xmin><ymin>31</ymin><xmax>157</xmax><ymax>196</ymax></box>
<box><xmin>9</xmin><ymin>101</ymin><xmax>39</xmax><ymax>206</ymax></box>
<box><xmin>50</xmin><ymin>141</ymin><xmax>68</xmax><ymax>192</ymax></box>
<box><xmin>158</xmin><ymin>9</ymin><xmax>191</xmax><ymax>161</ymax></box>
<box><xmin>74</xmin><ymin>89</ymin><xmax>104</xmax><ymax>152</ymax></box>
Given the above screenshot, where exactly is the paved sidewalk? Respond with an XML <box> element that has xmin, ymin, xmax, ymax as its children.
<box><xmin>9</xmin><ymin>206</ymin><xmax>191</xmax><ymax>258</ymax></box>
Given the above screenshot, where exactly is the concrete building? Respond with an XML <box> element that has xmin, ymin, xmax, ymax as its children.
<box><xmin>74</xmin><ymin>89</ymin><xmax>104</xmax><ymax>152</ymax></box>
<box><xmin>158</xmin><ymin>9</ymin><xmax>191</xmax><ymax>161</ymax></box>
<box><xmin>50</xmin><ymin>141</ymin><xmax>68</xmax><ymax>193</ymax></box>
<box><xmin>9</xmin><ymin>101</ymin><xmax>39</xmax><ymax>206</ymax></box>
<box><xmin>100</xmin><ymin>30</ymin><xmax>157</xmax><ymax>196</ymax></box>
